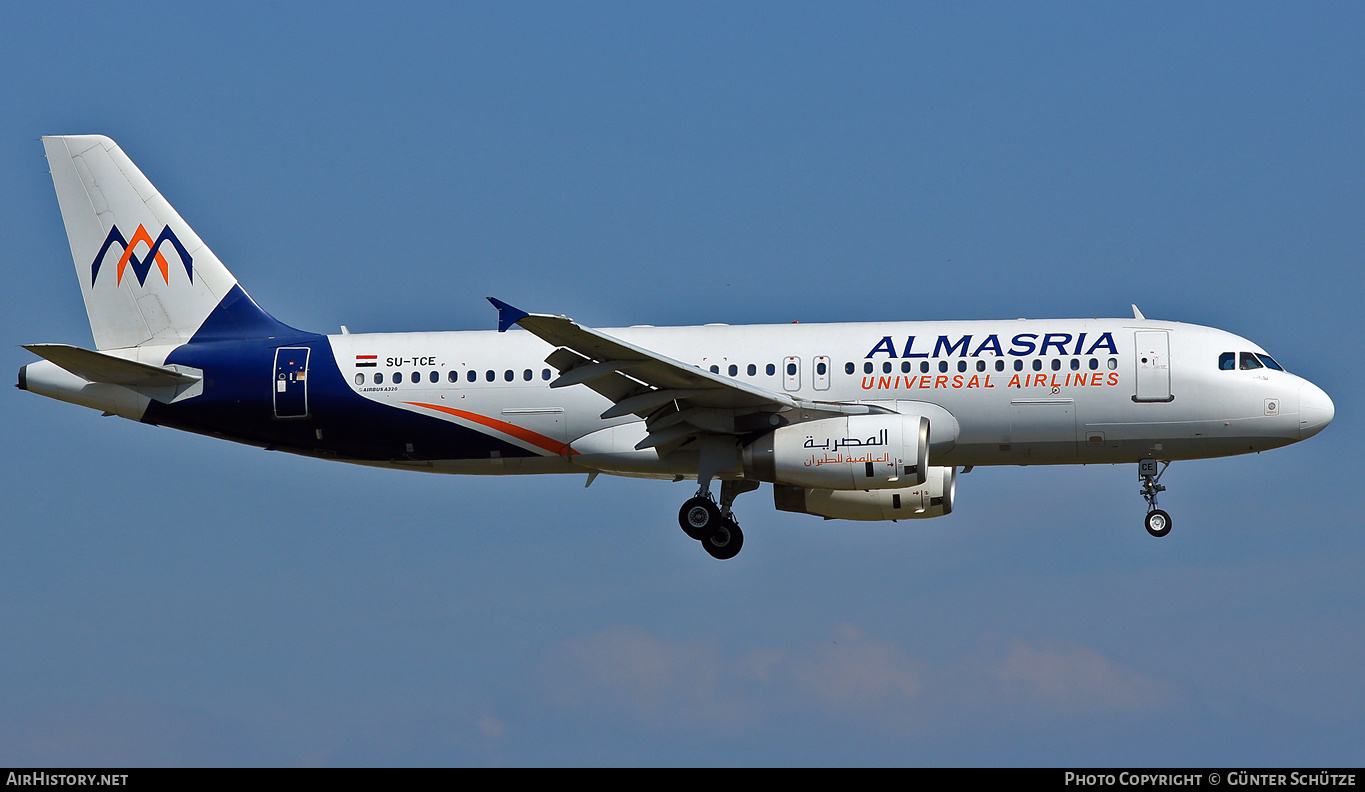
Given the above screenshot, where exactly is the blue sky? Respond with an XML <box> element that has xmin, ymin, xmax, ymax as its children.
<box><xmin>1</xmin><ymin>2</ymin><xmax>1361</xmax><ymax>766</ymax></box>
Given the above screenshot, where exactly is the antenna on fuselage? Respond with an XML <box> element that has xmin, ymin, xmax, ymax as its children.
<box><xmin>1131</xmin><ymin>304</ymin><xmax>1146</xmax><ymax>320</ymax></box>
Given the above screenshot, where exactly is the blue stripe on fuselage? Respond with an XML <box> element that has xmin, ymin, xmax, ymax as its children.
<box><xmin>143</xmin><ymin>288</ymin><xmax>534</xmax><ymax>462</ymax></box>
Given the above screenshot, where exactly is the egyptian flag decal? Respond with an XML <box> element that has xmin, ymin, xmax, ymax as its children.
<box><xmin>356</xmin><ymin>355</ymin><xmax>378</xmax><ymax>368</ymax></box>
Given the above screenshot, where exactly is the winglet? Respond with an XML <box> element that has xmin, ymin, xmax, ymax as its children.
<box><xmin>1131</xmin><ymin>304</ymin><xmax>1146</xmax><ymax>320</ymax></box>
<box><xmin>487</xmin><ymin>297</ymin><xmax>529</xmax><ymax>333</ymax></box>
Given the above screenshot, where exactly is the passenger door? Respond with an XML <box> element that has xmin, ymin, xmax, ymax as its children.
<box><xmin>1134</xmin><ymin>331</ymin><xmax>1172</xmax><ymax>402</ymax></box>
<box><xmin>273</xmin><ymin>347</ymin><xmax>310</xmax><ymax>418</ymax></box>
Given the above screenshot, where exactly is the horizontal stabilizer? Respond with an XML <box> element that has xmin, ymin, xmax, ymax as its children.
<box><xmin>22</xmin><ymin>344</ymin><xmax>201</xmax><ymax>388</ymax></box>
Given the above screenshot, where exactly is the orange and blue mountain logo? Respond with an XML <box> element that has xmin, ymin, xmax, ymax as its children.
<box><xmin>91</xmin><ymin>224</ymin><xmax>193</xmax><ymax>286</ymax></box>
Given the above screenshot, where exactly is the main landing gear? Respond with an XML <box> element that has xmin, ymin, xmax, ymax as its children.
<box><xmin>1139</xmin><ymin>459</ymin><xmax>1172</xmax><ymax>538</ymax></box>
<box><xmin>678</xmin><ymin>480</ymin><xmax>758</xmax><ymax>560</ymax></box>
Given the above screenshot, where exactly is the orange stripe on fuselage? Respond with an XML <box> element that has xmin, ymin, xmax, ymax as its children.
<box><xmin>405</xmin><ymin>402</ymin><xmax>577</xmax><ymax>456</ymax></box>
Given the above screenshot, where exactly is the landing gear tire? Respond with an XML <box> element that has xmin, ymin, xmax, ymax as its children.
<box><xmin>702</xmin><ymin>518</ymin><xmax>744</xmax><ymax>560</ymax></box>
<box><xmin>679</xmin><ymin>497</ymin><xmax>721</xmax><ymax>541</ymax></box>
<box><xmin>1145</xmin><ymin>509</ymin><xmax>1172</xmax><ymax>538</ymax></box>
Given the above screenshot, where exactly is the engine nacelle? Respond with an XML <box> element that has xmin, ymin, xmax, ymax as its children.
<box><xmin>742</xmin><ymin>414</ymin><xmax>929</xmax><ymax>491</ymax></box>
<box><xmin>773</xmin><ymin>465</ymin><xmax>956</xmax><ymax>521</ymax></box>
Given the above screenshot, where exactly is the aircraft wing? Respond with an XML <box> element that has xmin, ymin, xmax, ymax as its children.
<box><xmin>488</xmin><ymin>298</ymin><xmax>887</xmax><ymax>451</ymax></box>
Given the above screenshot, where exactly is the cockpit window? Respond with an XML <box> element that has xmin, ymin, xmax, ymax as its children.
<box><xmin>1219</xmin><ymin>352</ymin><xmax>1236</xmax><ymax>371</ymax></box>
<box><xmin>1239</xmin><ymin>352</ymin><xmax>1263</xmax><ymax>370</ymax></box>
<box><xmin>1256</xmin><ymin>354</ymin><xmax>1285</xmax><ymax>371</ymax></box>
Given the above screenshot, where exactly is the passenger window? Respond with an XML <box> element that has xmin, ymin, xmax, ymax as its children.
<box><xmin>411</xmin><ymin>372</ymin><xmax>420</xmax><ymax>384</ymax></box>
<box><xmin>486</xmin><ymin>370</ymin><xmax>495</xmax><ymax>382</ymax></box>
<box><xmin>766</xmin><ymin>363</ymin><xmax>776</xmax><ymax>376</ymax></box>
<box><xmin>523</xmin><ymin>369</ymin><xmax>532</xmax><ymax>381</ymax></box>
<box><xmin>864</xmin><ymin>362</ymin><xmax>873</xmax><ymax>374</ymax></box>
<box><xmin>354</xmin><ymin>373</ymin><xmax>364</xmax><ymax>385</ymax></box>
<box><xmin>817</xmin><ymin>362</ymin><xmax>827</xmax><ymax>375</ymax></box>
<box><xmin>430</xmin><ymin>371</ymin><xmax>439</xmax><ymax>383</ymax></box>
<box><xmin>1240</xmin><ymin>352</ymin><xmax>1263</xmax><ymax>370</ymax></box>
<box><xmin>786</xmin><ymin>362</ymin><xmax>797</xmax><ymax>376</ymax></box>
<box><xmin>504</xmin><ymin>370</ymin><xmax>514</xmax><ymax>381</ymax></box>
<box><xmin>901</xmin><ymin>361</ymin><xmax>911</xmax><ymax>373</ymax></box>
<box><xmin>1032</xmin><ymin>359</ymin><xmax>1042</xmax><ymax>371</ymax></box>
<box><xmin>728</xmin><ymin>364</ymin><xmax>738</xmax><ymax>376</ymax></box>
<box><xmin>709</xmin><ymin>365</ymin><xmax>719</xmax><ymax>374</ymax></box>
<box><xmin>468</xmin><ymin>370</ymin><xmax>477</xmax><ymax>383</ymax></box>
<box><xmin>1088</xmin><ymin>358</ymin><xmax>1099</xmax><ymax>371</ymax></box>
<box><xmin>1014</xmin><ymin>360</ymin><xmax>1024</xmax><ymax>372</ymax></box>
<box><xmin>977</xmin><ymin>360</ymin><xmax>986</xmax><ymax>372</ymax></box>
<box><xmin>883</xmin><ymin>362</ymin><xmax>892</xmax><ymax>374</ymax></box>
<box><xmin>845</xmin><ymin>362</ymin><xmax>855</xmax><ymax>375</ymax></box>
<box><xmin>748</xmin><ymin>364</ymin><xmax>757</xmax><ymax>376</ymax></box>
<box><xmin>1069</xmin><ymin>358</ymin><xmax>1079</xmax><ymax>371</ymax></box>
<box><xmin>1050</xmin><ymin>359</ymin><xmax>1061</xmax><ymax>371</ymax></box>
<box><xmin>939</xmin><ymin>361</ymin><xmax>949</xmax><ymax>373</ymax></box>
<box><xmin>995</xmin><ymin>360</ymin><xmax>1004</xmax><ymax>372</ymax></box>
<box><xmin>373</xmin><ymin>373</ymin><xmax>382</xmax><ymax>385</ymax></box>
<box><xmin>448</xmin><ymin>371</ymin><xmax>458</xmax><ymax>383</ymax></box>
<box><xmin>921</xmin><ymin>362</ymin><xmax>930</xmax><ymax>373</ymax></box>
<box><xmin>1107</xmin><ymin>358</ymin><xmax>1117</xmax><ymax>370</ymax></box>
<box><xmin>957</xmin><ymin>361</ymin><xmax>967</xmax><ymax>372</ymax></box>
<box><xmin>542</xmin><ymin>369</ymin><xmax>552</xmax><ymax>380</ymax></box>
<box><xmin>1219</xmin><ymin>352</ymin><xmax>1236</xmax><ymax>371</ymax></box>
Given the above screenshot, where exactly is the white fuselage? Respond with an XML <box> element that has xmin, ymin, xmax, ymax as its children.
<box><xmin>322</xmin><ymin>316</ymin><xmax>1331</xmax><ymax>479</ymax></box>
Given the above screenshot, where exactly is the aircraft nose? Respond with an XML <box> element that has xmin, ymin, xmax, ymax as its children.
<box><xmin>1298</xmin><ymin>381</ymin><xmax>1334</xmax><ymax>440</ymax></box>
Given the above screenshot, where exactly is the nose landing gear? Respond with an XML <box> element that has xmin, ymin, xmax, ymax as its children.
<box><xmin>1139</xmin><ymin>459</ymin><xmax>1172</xmax><ymax>537</ymax></box>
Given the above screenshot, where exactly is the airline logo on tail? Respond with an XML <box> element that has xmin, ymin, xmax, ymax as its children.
<box><xmin>90</xmin><ymin>224</ymin><xmax>193</xmax><ymax>286</ymax></box>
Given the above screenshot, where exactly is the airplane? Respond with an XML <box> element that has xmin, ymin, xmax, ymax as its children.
<box><xmin>19</xmin><ymin>135</ymin><xmax>1335</xmax><ymax>559</ymax></box>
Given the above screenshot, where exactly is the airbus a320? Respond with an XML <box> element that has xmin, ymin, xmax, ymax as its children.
<box><xmin>20</xmin><ymin>136</ymin><xmax>1335</xmax><ymax>559</ymax></box>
